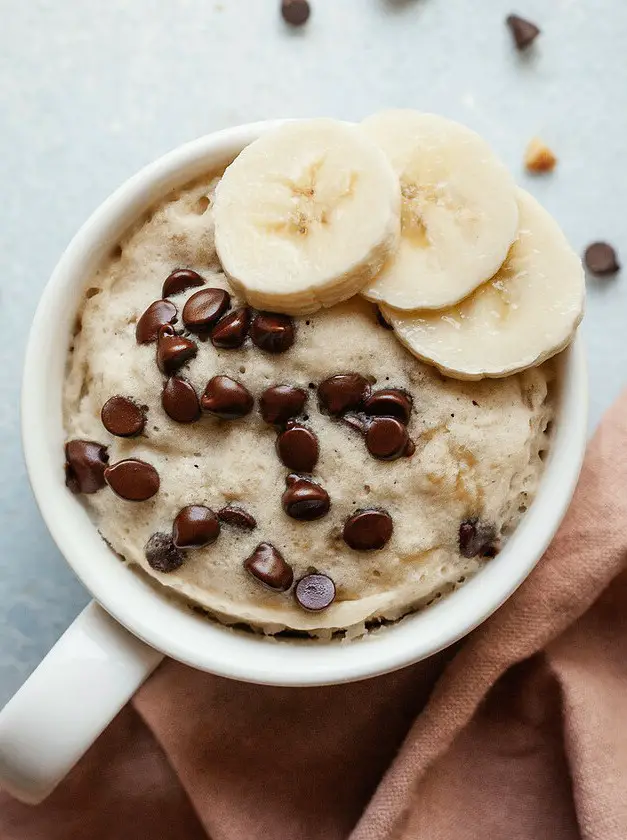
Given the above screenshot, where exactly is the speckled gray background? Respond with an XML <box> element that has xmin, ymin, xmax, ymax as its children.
<box><xmin>1</xmin><ymin>0</ymin><xmax>625</xmax><ymax>705</ymax></box>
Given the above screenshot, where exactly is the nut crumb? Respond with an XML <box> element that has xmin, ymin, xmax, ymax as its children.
<box><xmin>524</xmin><ymin>138</ymin><xmax>557</xmax><ymax>174</ymax></box>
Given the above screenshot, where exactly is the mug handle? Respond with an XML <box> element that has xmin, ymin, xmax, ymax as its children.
<box><xmin>0</xmin><ymin>601</ymin><xmax>163</xmax><ymax>804</ymax></box>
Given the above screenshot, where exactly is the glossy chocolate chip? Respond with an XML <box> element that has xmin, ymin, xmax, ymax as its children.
<box><xmin>218</xmin><ymin>505</ymin><xmax>257</xmax><ymax>531</ymax></box>
<box><xmin>276</xmin><ymin>424</ymin><xmax>319</xmax><ymax>472</ymax></box>
<box><xmin>459</xmin><ymin>519</ymin><xmax>498</xmax><ymax>558</ymax></box>
<box><xmin>162</xmin><ymin>268</ymin><xmax>205</xmax><ymax>298</ymax></box>
<box><xmin>211</xmin><ymin>306</ymin><xmax>252</xmax><ymax>348</ymax></box>
<box><xmin>156</xmin><ymin>325</ymin><xmax>198</xmax><ymax>375</ymax></box>
<box><xmin>64</xmin><ymin>440</ymin><xmax>109</xmax><ymax>494</ymax></box>
<box><xmin>173</xmin><ymin>505</ymin><xmax>220</xmax><ymax>548</ymax></box>
<box><xmin>281</xmin><ymin>0</ymin><xmax>310</xmax><ymax>26</ymax></box>
<box><xmin>250</xmin><ymin>312</ymin><xmax>295</xmax><ymax>353</ymax></box>
<box><xmin>506</xmin><ymin>14</ymin><xmax>540</xmax><ymax>49</ymax></box>
<box><xmin>259</xmin><ymin>384</ymin><xmax>307</xmax><ymax>426</ymax></box>
<box><xmin>295</xmin><ymin>574</ymin><xmax>335</xmax><ymax>611</ymax></box>
<box><xmin>101</xmin><ymin>396</ymin><xmax>145</xmax><ymax>437</ymax></box>
<box><xmin>584</xmin><ymin>242</ymin><xmax>621</xmax><ymax>276</ymax></box>
<box><xmin>282</xmin><ymin>476</ymin><xmax>330</xmax><ymax>521</ymax></box>
<box><xmin>145</xmin><ymin>532</ymin><xmax>184</xmax><ymax>573</ymax></box>
<box><xmin>343</xmin><ymin>509</ymin><xmax>393</xmax><ymax>551</ymax></box>
<box><xmin>183</xmin><ymin>288</ymin><xmax>231</xmax><ymax>334</ymax></box>
<box><xmin>244</xmin><ymin>543</ymin><xmax>294</xmax><ymax>591</ymax></box>
<box><xmin>363</xmin><ymin>389</ymin><xmax>412</xmax><ymax>424</ymax></box>
<box><xmin>104</xmin><ymin>459</ymin><xmax>160</xmax><ymax>501</ymax></box>
<box><xmin>318</xmin><ymin>374</ymin><xmax>371</xmax><ymax>415</ymax></box>
<box><xmin>201</xmin><ymin>375</ymin><xmax>254</xmax><ymax>419</ymax></box>
<box><xmin>365</xmin><ymin>416</ymin><xmax>409</xmax><ymax>461</ymax></box>
<box><xmin>136</xmin><ymin>300</ymin><xmax>177</xmax><ymax>344</ymax></box>
<box><xmin>161</xmin><ymin>376</ymin><xmax>201</xmax><ymax>423</ymax></box>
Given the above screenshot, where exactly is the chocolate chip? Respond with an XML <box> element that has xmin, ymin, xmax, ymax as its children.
<box><xmin>211</xmin><ymin>306</ymin><xmax>252</xmax><ymax>348</ymax></box>
<box><xmin>295</xmin><ymin>574</ymin><xmax>335</xmax><ymax>611</ymax></box>
<box><xmin>318</xmin><ymin>374</ymin><xmax>371</xmax><ymax>415</ymax></box>
<box><xmin>156</xmin><ymin>325</ymin><xmax>198</xmax><ymax>375</ymax></box>
<box><xmin>260</xmin><ymin>384</ymin><xmax>307</xmax><ymax>425</ymax></box>
<box><xmin>104</xmin><ymin>459</ymin><xmax>160</xmax><ymax>501</ymax></box>
<box><xmin>343</xmin><ymin>509</ymin><xmax>393</xmax><ymax>551</ymax></box>
<box><xmin>182</xmin><ymin>288</ymin><xmax>231</xmax><ymax>334</ymax></box>
<box><xmin>282</xmin><ymin>476</ymin><xmax>330</xmax><ymax>521</ymax></box>
<box><xmin>136</xmin><ymin>300</ymin><xmax>178</xmax><ymax>344</ymax></box>
<box><xmin>218</xmin><ymin>505</ymin><xmax>257</xmax><ymax>530</ymax></box>
<box><xmin>365</xmin><ymin>417</ymin><xmax>409</xmax><ymax>461</ymax></box>
<box><xmin>363</xmin><ymin>389</ymin><xmax>412</xmax><ymax>424</ymax></box>
<box><xmin>244</xmin><ymin>543</ymin><xmax>294</xmax><ymax>591</ymax></box>
<box><xmin>584</xmin><ymin>242</ymin><xmax>621</xmax><ymax>276</ymax></box>
<box><xmin>376</xmin><ymin>306</ymin><xmax>394</xmax><ymax>330</ymax></box>
<box><xmin>65</xmin><ymin>440</ymin><xmax>109</xmax><ymax>494</ymax></box>
<box><xmin>162</xmin><ymin>268</ymin><xmax>205</xmax><ymax>298</ymax></box>
<box><xmin>173</xmin><ymin>505</ymin><xmax>220</xmax><ymax>548</ymax></box>
<box><xmin>101</xmin><ymin>396</ymin><xmax>146</xmax><ymax>438</ymax></box>
<box><xmin>459</xmin><ymin>519</ymin><xmax>498</xmax><ymax>558</ymax></box>
<box><xmin>276</xmin><ymin>424</ymin><xmax>319</xmax><ymax>472</ymax></box>
<box><xmin>281</xmin><ymin>0</ymin><xmax>310</xmax><ymax>26</ymax></box>
<box><xmin>506</xmin><ymin>14</ymin><xmax>540</xmax><ymax>49</ymax></box>
<box><xmin>201</xmin><ymin>375</ymin><xmax>254</xmax><ymax>419</ymax></box>
<box><xmin>250</xmin><ymin>312</ymin><xmax>295</xmax><ymax>353</ymax></box>
<box><xmin>145</xmin><ymin>532</ymin><xmax>184</xmax><ymax>573</ymax></box>
<box><xmin>162</xmin><ymin>376</ymin><xmax>201</xmax><ymax>423</ymax></box>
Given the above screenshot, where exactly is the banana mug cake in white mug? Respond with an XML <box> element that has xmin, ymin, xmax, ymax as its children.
<box><xmin>62</xmin><ymin>112</ymin><xmax>584</xmax><ymax>638</ymax></box>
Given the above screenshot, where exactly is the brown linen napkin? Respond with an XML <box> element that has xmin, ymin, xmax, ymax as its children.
<box><xmin>2</xmin><ymin>391</ymin><xmax>627</xmax><ymax>840</ymax></box>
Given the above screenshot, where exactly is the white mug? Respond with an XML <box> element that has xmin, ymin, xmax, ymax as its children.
<box><xmin>0</xmin><ymin>121</ymin><xmax>588</xmax><ymax>805</ymax></box>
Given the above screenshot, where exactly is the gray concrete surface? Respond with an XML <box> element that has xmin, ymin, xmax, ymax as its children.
<box><xmin>1</xmin><ymin>0</ymin><xmax>625</xmax><ymax>704</ymax></box>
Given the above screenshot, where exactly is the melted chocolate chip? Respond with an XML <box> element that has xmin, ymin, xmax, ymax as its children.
<box><xmin>244</xmin><ymin>543</ymin><xmax>294</xmax><ymax>591</ymax></box>
<box><xmin>276</xmin><ymin>424</ymin><xmax>319</xmax><ymax>472</ymax></box>
<box><xmin>282</xmin><ymin>476</ymin><xmax>330</xmax><ymax>521</ymax></box>
<box><xmin>295</xmin><ymin>574</ymin><xmax>335</xmax><ymax>611</ymax></box>
<box><xmin>281</xmin><ymin>0</ymin><xmax>310</xmax><ymax>26</ymax></box>
<box><xmin>363</xmin><ymin>389</ymin><xmax>412</xmax><ymax>424</ymax></box>
<box><xmin>343</xmin><ymin>509</ymin><xmax>393</xmax><ymax>551</ymax></box>
<box><xmin>259</xmin><ymin>384</ymin><xmax>307</xmax><ymax>426</ymax></box>
<box><xmin>250</xmin><ymin>312</ymin><xmax>295</xmax><ymax>353</ymax></box>
<box><xmin>459</xmin><ymin>519</ymin><xmax>498</xmax><ymax>558</ymax></box>
<box><xmin>156</xmin><ymin>325</ymin><xmax>197</xmax><ymax>374</ymax></box>
<box><xmin>161</xmin><ymin>376</ymin><xmax>201</xmax><ymax>423</ymax></box>
<box><xmin>162</xmin><ymin>268</ymin><xmax>205</xmax><ymax>298</ymax></box>
<box><xmin>183</xmin><ymin>288</ymin><xmax>231</xmax><ymax>334</ymax></box>
<box><xmin>201</xmin><ymin>375</ymin><xmax>254</xmax><ymax>419</ymax></box>
<box><xmin>173</xmin><ymin>505</ymin><xmax>220</xmax><ymax>548</ymax></box>
<box><xmin>65</xmin><ymin>440</ymin><xmax>109</xmax><ymax>494</ymax></box>
<box><xmin>211</xmin><ymin>307</ymin><xmax>252</xmax><ymax>348</ymax></box>
<box><xmin>101</xmin><ymin>396</ymin><xmax>145</xmax><ymax>437</ymax></box>
<box><xmin>318</xmin><ymin>374</ymin><xmax>371</xmax><ymax>415</ymax></box>
<box><xmin>218</xmin><ymin>505</ymin><xmax>257</xmax><ymax>531</ymax></box>
<box><xmin>104</xmin><ymin>459</ymin><xmax>160</xmax><ymax>501</ymax></box>
<box><xmin>145</xmin><ymin>532</ymin><xmax>184</xmax><ymax>573</ymax></box>
<box><xmin>136</xmin><ymin>300</ymin><xmax>178</xmax><ymax>344</ymax></box>
<box><xmin>506</xmin><ymin>14</ymin><xmax>540</xmax><ymax>49</ymax></box>
<box><xmin>365</xmin><ymin>417</ymin><xmax>409</xmax><ymax>461</ymax></box>
<box><xmin>584</xmin><ymin>242</ymin><xmax>621</xmax><ymax>276</ymax></box>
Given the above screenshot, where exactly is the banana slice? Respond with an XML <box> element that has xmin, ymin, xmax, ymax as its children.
<box><xmin>213</xmin><ymin>119</ymin><xmax>401</xmax><ymax>316</ymax></box>
<box><xmin>382</xmin><ymin>189</ymin><xmax>585</xmax><ymax>380</ymax></box>
<box><xmin>360</xmin><ymin>110</ymin><xmax>519</xmax><ymax>310</ymax></box>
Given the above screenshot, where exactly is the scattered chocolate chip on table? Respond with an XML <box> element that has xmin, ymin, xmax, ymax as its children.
<box><xmin>506</xmin><ymin>14</ymin><xmax>540</xmax><ymax>50</ymax></box>
<box><xmin>584</xmin><ymin>242</ymin><xmax>621</xmax><ymax>276</ymax></box>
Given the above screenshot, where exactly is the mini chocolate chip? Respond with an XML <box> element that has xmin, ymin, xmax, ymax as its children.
<box><xmin>244</xmin><ymin>543</ymin><xmax>294</xmax><ymax>591</ymax></box>
<box><xmin>375</xmin><ymin>306</ymin><xmax>394</xmax><ymax>330</ymax></box>
<box><xmin>276</xmin><ymin>424</ymin><xmax>319</xmax><ymax>472</ymax></box>
<box><xmin>156</xmin><ymin>324</ymin><xmax>198</xmax><ymax>375</ymax></box>
<box><xmin>211</xmin><ymin>306</ymin><xmax>252</xmax><ymax>348</ymax></box>
<box><xmin>282</xmin><ymin>476</ymin><xmax>330</xmax><ymax>521</ymax></box>
<box><xmin>201</xmin><ymin>375</ymin><xmax>254</xmax><ymax>419</ymax></box>
<box><xmin>101</xmin><ymin>396</ymin><xmax>145</xmax><ymax>438</ymax></box>
<box><xmin>318</xmin><ymin>374</ymin><xmax>371</xmax><ymax>415</ymax></box>
<box><xmin>162</xmin><ymin>376</ymin><xmax>201</xmax><ymax>423</ymax></box>
<box><xmin>459</xmin><ymin>519</ymin><xmax>498</xmax><ymax>558</ymax></box>
<box><xmin>281</xmin><ymin>0</ymin><xmax>310</xmax><ymax>26</ymax></box>
<box><xmin>65</xmin><ymin>440</ymin><xmax>109</xmax><ymax>494</ymax></box>
<box><xmin>365</xmin><ymin>416</ymin><xmax>409</xmax><ymax>460</ymax></box>
<box><xmin>584</xmin><ymin>242</ymin><xmax>621</xmax><ymax>276</ymax></box>
<box><xmin>342</xmin><ymin>413</ymin><xmax>367</xmax><ymax>434</ymax></box>
<box><xmin>162</xmin><ymin>268</ymin><xmax>205</xmax><ymax>298</ymax></box>
<box><xmin>145</xmin><ymin>532</ymin><xmax>184</xmax><ymax>573</ymax></box>
<box><xmin>218</xmin><ymin>505</ymin><xmax>257</xmax><ymax>530</ymax></box>
<box><xmin>363</xmin><ymin>389</ymin><xmax>412</xmax><ymax>424</ymax></box>
<box><xmin>250</xmin><ymin>312</ymin><xmax>295</xmax><ymax>353</ymax></box>
<box><xmin>136</xmin><ymin>300</ymin><xmax>177</xmax><ymax>344</ymax></box>
<box><xmin>104</xmin><ymin>459</ymin><xmax>160</xmax><ymax>501</ymax></box>
<box><xmin>343</xmin><ymin>509</ymin><xmax>393</xmax><ymax>551</ymax></box>
<box><xmin>295</xmin><ymin>574</ymin><xmax>335</xmax><ymax>611</ymax></box>
<box><xmin>260</xmin><ymin>384</ymin><xmax>307</xmax><ymax>426</ymax></box>
<box><xmin>506</xmin><ymin>14</ymin><xmax>540</xmax><ymax>49</ymax></box>
<box><xmin>173</xmin><ymin>505</ymin><xmax>220</xmax><ymax>548</ymax></box>
<box><xmin>183</xmin><ymin>288</ymin><xmax>231</xmax><ymax>334</ymax></box>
